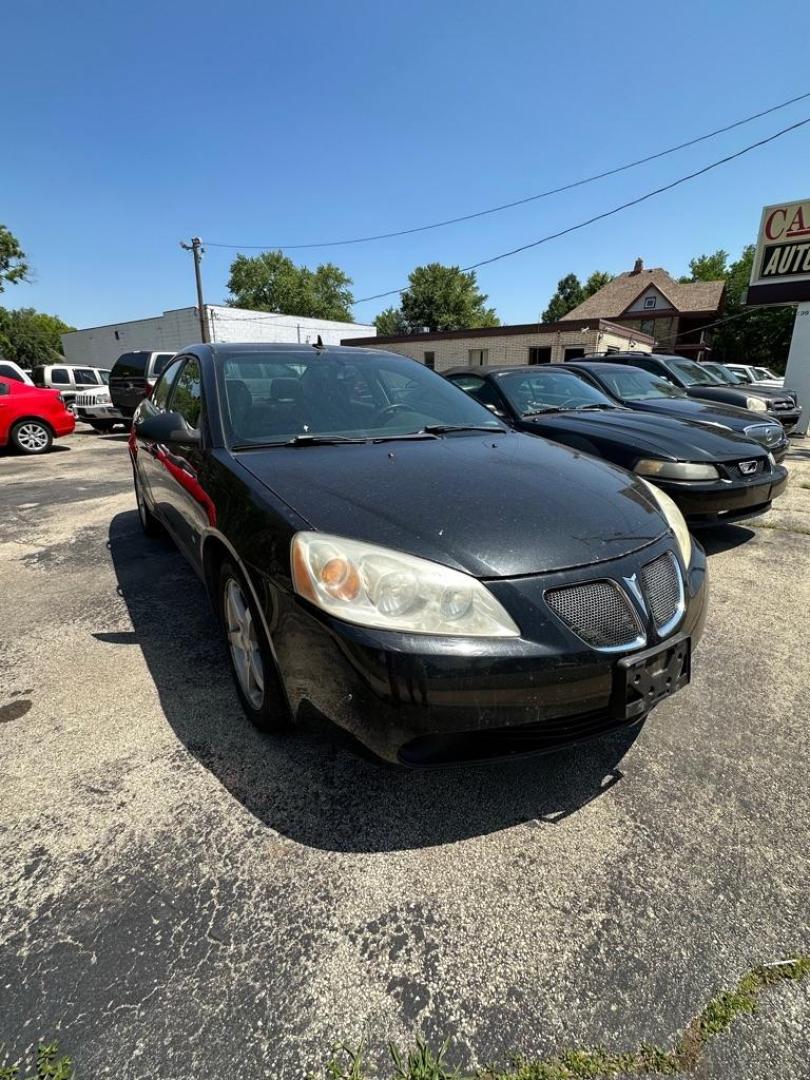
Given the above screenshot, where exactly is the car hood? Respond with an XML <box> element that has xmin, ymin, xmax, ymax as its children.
<box><xmin>522</xmin><ymin>410</ymin><xmax>760</xmax><ymax>460</ymax></box>
<box><xmin>631</xmin><ymin>397</ymin><xmax>773</xmax><ymax>429</ymax></box>
<box><xmin>238</xmin><ymin>432</ymin><xmax>669</xmax><ymax>578</ymax></box>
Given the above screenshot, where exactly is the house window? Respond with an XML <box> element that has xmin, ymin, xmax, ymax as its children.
<box><xmin>643</xmin><ymin>295</ymin><xmax>657</xmax><ymax>310</ymax></box>
<box><xmin>639</xmin><ymin>319</ymin><xmax>655</xmax><ymax>335</ymax></box>
<box><xmin>605</xmin><ymin>346</ymin><xmax>620</xmax><ymax>354</ymax></box>
<box><xmin>528</xmin><ymin>346</ymin><xmax>551</xmax><ymax>365</ymax></box>
<box><xmin>563</xmin><ymin>347</ymin><xmax>586</xmax><ymax>361</ymax></box>
<box><xmin>423</xmin><ymin>351</ymin><xmax>435</xmax><ymax>370</ymax></box>
<box><xmin>468</xmin><ymin>348</ymin><xmax>489</xmax><ymax>366</ymax></box>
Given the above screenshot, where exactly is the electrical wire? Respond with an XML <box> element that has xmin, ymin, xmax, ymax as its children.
<box><xmin>204</xmin><ymin>90</ymin><xmax>810</xmax><ymax>252</ymax></box>
<box><xmin>352</xmin><ymin>116</ymin><xmax>810</xmax><ymax>305</ymax></box>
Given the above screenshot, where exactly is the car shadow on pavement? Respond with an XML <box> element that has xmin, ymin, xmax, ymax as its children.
<box><xmin>697</xmin><ymin>524</ymin><xmax>756</xmax><ymax>556</ymax></box>
<box><xmin>108</xmin><ymin>510</ymin><xmax>642</xmax><ymax>853</ymax></box>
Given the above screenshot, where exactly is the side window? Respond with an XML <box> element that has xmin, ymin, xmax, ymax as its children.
<box><xmin>49</xmin><ymin>368</ymin><xmax>71</xmax><ymax>385</ymax></box>
<box><xmin>449</xmin><ymin>376</ymin><xmax>500</xmax><ymax>409</ymax></box>
<box><xmin>0</xmin><ymin>364</ymin><xmax>24</xmax><ymax>382</ymax></box>
<box><xmin>151</xmin><ymin>357</ymin><xmax>186</xmax><ymax>411</ymax></box>
<box><xmin>74</xmin><ymin>368</ymin><xmax>98</xmax><ymax>385</ymax></box>
<box><xmin>152</xmin><ymin>353</ymin><xmax>175</xmax><ymax>377</ymax></box>
<box><xmin>170</xmin><ymin>358</ymin><xmax>203</xmax><ymax>429</ymax></box>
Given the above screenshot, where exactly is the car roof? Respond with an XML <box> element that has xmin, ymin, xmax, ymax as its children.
<box><xmin>188</xmin><ymin>341</ymin><xmax>423</xmax><ymax>364</ymax></box>
<box><xmin>563</xmin><ymin>360</ymin><xmax>656</xmax><ymax>373</ymax></box>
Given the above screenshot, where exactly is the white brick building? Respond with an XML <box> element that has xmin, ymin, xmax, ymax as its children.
<box><xmin>344</xmin><ymin>319</ymin><xmax>652</xmax><ymax>372</ymax></box>
<box><xmin>61</xmin><ymin>306</ymin><xmax>376</xmax><ymax>369</ymax></box>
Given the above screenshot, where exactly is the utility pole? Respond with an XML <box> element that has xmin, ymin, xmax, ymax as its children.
<box><xmin>180</xmin><ymin>237</ymin><xmax>209</xmax><ymax>342</ymax></box>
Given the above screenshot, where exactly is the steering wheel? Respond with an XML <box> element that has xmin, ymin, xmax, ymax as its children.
<box><xmin>373</xmin><ymin>402</ymin><xmax>410</xmax><ymax>424</ymax></box>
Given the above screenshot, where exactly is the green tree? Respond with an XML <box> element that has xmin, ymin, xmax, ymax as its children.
<box><xmin>0</xmin><ymin>225</ymin><xmax>29</xmax><ymax>292</ymax></box>
<box><xmin>0</xmin><ymin>308</ymin><xmax>74</xmax><ymax>369</ymax></box>
<box><xmin>374</xmin><ymin>305</ymin><xmax>409</xmax><ymax>335</ymax></box>
<box><xmin>226</xmin><ymin>250</ymin><xmax>355</xmax><ymax>321</ymax></box>
<box><xmin>679</xmin><ymin>250</ymin><xmax>729</xmax><ymax>283</ymax></box>
<box><xmin>541</xmin><ymin>273</ymin><xmax>584</xmax><ymax>321</ymax></box>
<box><xmin>583</xmin><ymin>270</ymin><xmax>614</xmax><ymax>296</ymax></box>
<box><xmin>381</xmin><ymin>263</ymin><xmax>499</xmax><ymax>333</ymax></box>
<box><xmin>708</xmin><ymin>245</ymin><xmax>794</xmax><ymax>371</ymax></box>
<box><xmin>540</xmin><ymin>270</ymin><xmax>613</xmax><ymax>321</ymax></box>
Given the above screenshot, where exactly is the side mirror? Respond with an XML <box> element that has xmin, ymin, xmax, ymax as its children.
<box><xmin>135</xmin><ymin>410</ymin><xmax>200</xmax><ymax>446</ymax></box>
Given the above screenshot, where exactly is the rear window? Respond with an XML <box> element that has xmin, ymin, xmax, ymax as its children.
<box><xmin>112</xmin><ymin>352</ymin><xmax>149</xmax><ymax>377</ymax></box>
<box><xmin>49</xmin><ymin>368</ymin><xmax>71</xmax><ymax>384</ymax></box>
<box><xmin>32</xmin><ymin>366</ymin><xmax>46</xmax><ymax>386</ymax></box>
<box><xmin>0</xmin><ymin>364</ymin><xmax>25</xmax><ymax>382</ymax></box>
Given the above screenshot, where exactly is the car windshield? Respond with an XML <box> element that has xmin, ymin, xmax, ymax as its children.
<box><xmin>598</xmin><ymin>368</ymin><xmax>688</xmax><ymax>402</ymax></box>
<box><xmin>703</xmin><ymin>363</ymin><xmax>745</xmax><ymax>385</ymax></box>
<box><xmin>99</xmin><ymin>370</ymin><xmax>110</xmax><ymax>384</ymax></box>
<box><xmin>755</xmin><ymin>367</ymin><xmax>778</xmax><ymax>380</ymax></box>
<box><xmin>497</xmin><ymin>369</ymin><xmax>617</xmax><ymax>414</ymax></box>
<box><xmin>220</xmin><ymin>350</ymin><xmax>504</xmax><ymax>447</ymax></box>
<box><xmin>669</xmin><ymin>358</ymin><xmax>724</xmax><ymax>386</ymax></box>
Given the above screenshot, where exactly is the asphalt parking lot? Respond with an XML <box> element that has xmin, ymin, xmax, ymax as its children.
<box><xmin>1</xmin><ymin>428</ymin><xmax>809</xmax><ymax>1078</ymax></box>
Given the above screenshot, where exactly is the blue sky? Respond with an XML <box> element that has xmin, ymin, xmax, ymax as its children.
<box><xmin>3</xmin><ymin>0</ymin><xmax>810</xmax><ymax>329</ymax></box>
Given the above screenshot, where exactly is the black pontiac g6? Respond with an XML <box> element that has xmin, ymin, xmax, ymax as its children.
<box><xmin>130</xmin><ymin>343</ymin><xmax>708</xmax><ymax>765</ymax></box>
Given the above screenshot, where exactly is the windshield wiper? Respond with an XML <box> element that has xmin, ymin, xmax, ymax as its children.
<box><xmin>232</xmin><ymin>435</ymin><xmax>367</xmax><ymax>450</ymax></box>
<box><xmin>572</xmin><ymin>403</ymin><xmax>614</xmax><ymax>411</ymax></box>
<box><xmin>420</xmin><ymin>423</ymin><xmax>506</xmax><ymax>435</ymax></box>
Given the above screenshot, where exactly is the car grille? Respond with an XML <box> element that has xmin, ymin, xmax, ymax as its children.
<box><xmin>727</xmin><ymin>457</ymin><xmax>767</xmax><ymax>480</ymax></box>
<box><xmin>545</xmin><ymin>580</ymin><xmax>643</xmax><ymax>649</ymax></box>
<box><xmin>640</xmin><ymin>552</ymin><xmax>682</xmax><ymax>633</ymax></box>
<box><xmin>772</xmin><ymin>399</ymin><xmax>795</xmax><ymax>411</ymax></box>
<box><xmin>744</xmin><ymin>423</ymin><xmax>783</xmax><ymax>448</ymax></box>
<box><xmin>74</xmin><ymin>391</ymin><xmax>108</xmax><ymax>406</ymax></box>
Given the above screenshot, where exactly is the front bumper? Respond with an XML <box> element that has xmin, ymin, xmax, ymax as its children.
<box><xmin>267</xmin><ymin>537</ymin><xmax>708</xmax><ymax>764</ymax></box>
<box><xmin>656</xmin><ymin>465</ymin><xmax>789</xmax><ymax>525</ymax></box>
<box><xmin>770</xmin><ymin>407</ymin><xmax>801</xmax><ymax>432</ymax></box>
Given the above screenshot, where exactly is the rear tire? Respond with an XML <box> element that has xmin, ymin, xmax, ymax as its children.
<box><xmin>218</xmin><ymin>558</ymin><xmax>291</xmax><ymax>733</ymax></box>
<box><xmin>134</xmin><ymin>471</ymin><xmax>162</xmax><ymax>537</ymax></box>
<box><xmin>11</xmin><ymin>420</ymin><xmax>53</xmax><ymax>455</ymax></box>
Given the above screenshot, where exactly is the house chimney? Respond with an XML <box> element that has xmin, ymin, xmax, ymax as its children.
<box><xmin>631</xmin><ymin>257</ymin><xmax>644</xmax><ymax>275</ymax></box>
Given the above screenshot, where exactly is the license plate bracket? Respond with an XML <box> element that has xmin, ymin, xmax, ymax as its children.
<box><xmin>611</xmin><ymin>635</ymin><xmax>691</xmax><ymax>721</ymax></box>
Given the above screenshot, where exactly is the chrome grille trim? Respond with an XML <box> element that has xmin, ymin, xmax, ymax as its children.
<box><xmin>545</xmin><ymin>580</ymin><xmax>646</xmax><ymax>653</ymax></box>
<box><xmin>640</xmin><ymin>552</ymin><xmax>685</xmax><ymax>638</ymax></box>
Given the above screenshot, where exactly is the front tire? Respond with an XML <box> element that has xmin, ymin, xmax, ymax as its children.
<box><xmin>11</xmin><ymin>420</ymin><xmax>53</xmax><ymax>455</ymax></box>
<box><xmin>218</xmin><ymin>559</ymin><xmax>291</xmax><ymax>733</ymax></box>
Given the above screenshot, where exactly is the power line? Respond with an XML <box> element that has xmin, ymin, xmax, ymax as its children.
<box><xmin>204</xmin><ymin>90</ymin><xmax>810</xmax><ymax>252</ymax></box>
<box><xmin>352</xmin><ymin>115</ymin><xmax>810</xmax><ymax>306</ymax></box>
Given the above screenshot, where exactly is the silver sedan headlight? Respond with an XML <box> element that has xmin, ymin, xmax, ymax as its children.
<box><xmin>639</xmin><ymin>480</ymin><xmax>692</xmax><ymax>568</ymax></box>
<box><xmin>291</xmin><ymin>532</ymin><xmax>520</xmax><ymax>637</ymax></box>
<box><xmin>634</xmin><ymin>459</ymin><xmax>719</xmax><ymax>480</ymax></box>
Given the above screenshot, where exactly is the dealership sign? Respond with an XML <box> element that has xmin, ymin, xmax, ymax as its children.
<box><xmin>748</xmin><ymin>198</ymin><xmax>810</xmax><ymax>305</ymax></box>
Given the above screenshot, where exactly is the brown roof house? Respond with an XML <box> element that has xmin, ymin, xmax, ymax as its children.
<box><xmin>562</xmin><ymin>259</ymin><xmax>725</xmax><ymax>360</ymax></box>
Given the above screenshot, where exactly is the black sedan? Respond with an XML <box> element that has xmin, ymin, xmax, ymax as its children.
<box><xmin>592</xmin><ymin>352</ymin><xmax>801</xmax><ymax>431</ymax></box>
<box><xmin>566</xmin><ymin>361</ymin><xmax>789</xmax><ymax>461</ymax></box>
<box><xmin>445</xmin><ymin>365</ymin><xmax>788</xmax><ymax>527</ymax></box>
<box><xmin>130</xmin><ymin>343</ymin><xmax>707</xmax><ymax>765</ymax></box>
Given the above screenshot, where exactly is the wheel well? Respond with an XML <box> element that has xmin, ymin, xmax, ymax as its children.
<box><xmin>202</xmin><ymin>536</ymin><xmax>231</xmax><ymax>607</ymax></box>
<box><xmin>11</xmin><ymin>416</ymin><xmax>55</xmax><ymax>435</ymax></box>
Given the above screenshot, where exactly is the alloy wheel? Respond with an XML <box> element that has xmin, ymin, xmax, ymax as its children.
<box><xmin>224</xmin><ymin>577</ymin><xmax>265</xmax><ymax>710</ymax></box>
<box><xmin>16</xmin><ymin>423</ymin><xmax>49</xmax><ymax>452</ymax></box>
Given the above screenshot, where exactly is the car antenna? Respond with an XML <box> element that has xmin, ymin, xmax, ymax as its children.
<box><xmin>313</xmin><ymin>335</ymin><xmax>325</xmax><ymax>349</ymax></box>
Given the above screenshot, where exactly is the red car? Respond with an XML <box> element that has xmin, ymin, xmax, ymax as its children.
<box><xmin>0</xmin><ymin>376</ymin><xmax>76</xmax><ymax>454</ymax></box>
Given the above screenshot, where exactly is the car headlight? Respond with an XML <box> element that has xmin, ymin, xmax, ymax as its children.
<box><xmin>634</xmin><ymin>459</ymin><xmax>719</xmax><ymax>480</ymax></box>
<box><xmin>639</xmin><ymin>479</ymin><xmax>692</xmax><ymax>568</ymax></box>
<box><xmin>291</xmin><ymin>532</ymin><xmax>520</xmax><ymax>637</ymax></box>
<box><xmin>767</xmin><ymin>452</ymin><xmax>776</xmax><ymax>467</ymax></box>
<box><xmin>745</xmin><ymin>396</ymin><xmax>768</xmax><ymax>413</ymax></box>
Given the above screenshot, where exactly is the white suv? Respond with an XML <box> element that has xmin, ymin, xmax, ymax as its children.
<box><xmin>0</xmin><ymin>360</ymin><xmax>35</xmax><ymax>385</ymax></box>
<box><xmin>73</xmin><ymin>382</ymin><xmax>128</xmax><ymax>432</ymax></box>
<box><xmin>32</xmin><ymin>364</ymin><xmax>111</xmax><ymax>405</ymax></box>
<box><xmin>726</xmin><ymin>363</ymin><xmax>784</xmax><ymax>388</ymax></box>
